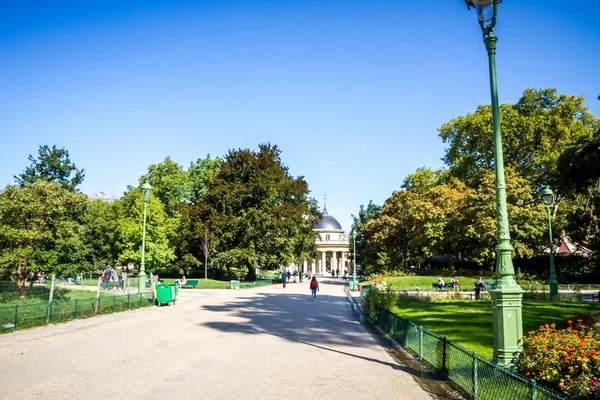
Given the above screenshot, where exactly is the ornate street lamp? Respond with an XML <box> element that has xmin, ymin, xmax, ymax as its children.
<box><xmin>138</xmin><ymin>182</ymin><xmax>152</xmax><ymax>293</ymax></box>
<box><xmin>541</xmin><ymin>187</ymin><xmax>558</xmax><ymax>298</ymax></box>
<box><xmin>463</xmin><ymin>0</ymin><xmax>524</xmax><ymax>366</ymax></box>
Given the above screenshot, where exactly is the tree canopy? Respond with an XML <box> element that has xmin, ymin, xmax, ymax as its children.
<box><xmin>0</xmin><ymin>182</ymin><xmax>88</xmax><ymax>296</ymax></box>
<box><xmin>439</xmin><ymin>89</ymin><xmax>599</xmax><ymax>190</ymax></box>
<box><xmin>192</xmin><ymin>143</ymin><xmax>320</xmax><ymax>278</ymax></box>
<box><xmin>15</xmin><ymin>145</ymin><xmax>85</xmax><ymax>190</ymax></box>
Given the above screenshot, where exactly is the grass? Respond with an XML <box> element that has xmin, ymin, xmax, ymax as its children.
<box><xmin>390</xmin><ymin>298</ymin><xmax>600</xmax><ymax>360</ymax></box>
<box><xmin>159</xmin><ymin>278</ymin><xmax>274</xmax><ymax>289</ymax></box>
<box><xmin>369</xmin><ymin>275</ymin><xmax>494</xmax><ymax>290</ymax></box>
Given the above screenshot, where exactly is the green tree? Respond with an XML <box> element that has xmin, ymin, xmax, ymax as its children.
<box><xmin>196</xmin><ymin>144</ymin><xmax>320</xmax><ymax>278</ymax></box>
<box><xmin>562</xmin><ymin>179</ymin><xmax>600</xmax><ymax>251</ymax></box>
<box><xmin>439</xmin><ymin>89</ymin><xmax>599</xmax><ymax>190</ymax></box>
<box><xmin>350</xmin><ymin>201</ymin><xmax>381</xmax><ymax>271</ymax></box>
<box><xmin>188</xmin><ymin>154</ymin><xmax>222</xmax><ymax>205</ymax></box>
<box><xmin>82</xmin><ymin>200</ymin><xmax>119</xmax><ymax>269</ymax></box>
<box><xmin>0</xmin><ymin>182</ymin><xmax>88</xmax><ymax>297</ymax></box>
<box><xmin>111</xmin><ymin>187</ymin><xmax>178</xmax><ymax>272</ymax></box>
<box><xmin>140</xmin><ymin>157</ymin><xmax>188</xmax><ymax>216</ymax></box>
<box><xmin>459</xmin><ymin>168</ymin><xmax>546</xmax><ymax>266</ymax></box>
<box><xmin>15</xmin><ymin>145</ymin><xmax>85</xmax><ymax>190</ymax></box>
<box><xmin>555</xmin><ymin>129</ymin><xmax>600</xmax><ymax>195</ymax></box>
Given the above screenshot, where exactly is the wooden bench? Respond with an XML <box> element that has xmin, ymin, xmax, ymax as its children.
<box><xmin>181</xmin><ymin>279</ymin><xmax>199</xmax><ymax>288</ymax></box>
<box><xmin>431</xmin><ymin>282</ymin><xmax>454</xmax><ymax>291</ymax></box>
<box><xmin>592</xmin><ymin>291</ymin><xmax>600</xmax><ymax>302</ymax></box>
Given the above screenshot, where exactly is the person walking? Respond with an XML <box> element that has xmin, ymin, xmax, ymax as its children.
<box><xmin>309</xmin><ymin>276</ymin><xmax>319</xmax><ymax>301</ymax></box>
<box><xmin>282</xmin><ymin>270</ymin><xmax>287</xmax><ymax>288</ymax></box>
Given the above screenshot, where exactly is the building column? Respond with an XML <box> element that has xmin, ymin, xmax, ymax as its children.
<box><xmin>321</xmin><ymin>251</ymin><xmax>326</xmax><ymax>274</ymax></box>
<box><xmin>311</xmin><ymin>260</ymin><xmax>315</xmax><ymax>276</ymax></box>
<box><xmin>341</xmin><ymin>252</ymin><xmax>346</xmax><ymax>275</ymax></box>
<box><xmin>303</xmin><ymin>259</ymin><xmax>307</xmax><ymax>275</ymax></box>
<box><xmin>332</xmin><ymin>252</ymin><xmax>337</xmax><ymax>275</ymax></box>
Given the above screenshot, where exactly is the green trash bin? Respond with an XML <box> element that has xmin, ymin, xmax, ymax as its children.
<box><xmin>167</xmin><ymin>283</ymin><xmax>178</xmax><ymax>304</ymax></box>
<box><xmin>235</xmin><ymin>280</ymin><xmax>240</xmax><ymax>290</ymax></box>
<box><xmin>230</xmin><ymin>280</ymin><xmax>236</xmax><ymax>290</ymax></box>
<box><xmin>155</xmin><ymin>284</ymin><xmax>173</xmax><ymax>307</ymax></box>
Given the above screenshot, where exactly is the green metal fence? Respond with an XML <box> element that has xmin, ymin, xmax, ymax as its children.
<box><xmin>376</xmin><ymin>306</ymin><xmax>566</xmax><ymax>400</ymax></box>
<box><xmin>0</xmin><ymin>293</ymin><xmax>153</xmax><ymax>333</ymax></box>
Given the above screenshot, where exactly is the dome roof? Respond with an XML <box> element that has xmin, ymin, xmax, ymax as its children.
<box><xmin>313</xmin><ymin>214</ymin><xmax>343</xmax><ymax>230</ymax></box>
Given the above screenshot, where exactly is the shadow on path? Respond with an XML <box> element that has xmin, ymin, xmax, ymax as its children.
<box><xmin>198</xmin><ymin>290</ymin><xmax>440</xmax><ymax>385</ymax></box>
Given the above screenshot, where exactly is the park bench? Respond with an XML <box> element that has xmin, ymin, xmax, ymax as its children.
<box><xmin>431</xmin><ymin>282</ymin><xmax>454</xmax><ymax>291</ymax></box>
<box><xmin>181</xmin><ymin>279</ymin><xmax>199</xmax><ymax>288</ymax></box>
<box><xmin>592</xmin><ymin>291</ymin><xmax>600</xmax><ymax>302</ymax></box>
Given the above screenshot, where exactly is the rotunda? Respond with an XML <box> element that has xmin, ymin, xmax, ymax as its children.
<box><xmin>308</xmin><ymin>206</ymin><xmax>350</xmax><ymax>276</ymax></box>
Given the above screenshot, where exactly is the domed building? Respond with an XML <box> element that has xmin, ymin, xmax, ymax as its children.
<box><xmin>305</xmin><ymin>206</ymin><xmax>350</xmax><ymax>275</ymax></box>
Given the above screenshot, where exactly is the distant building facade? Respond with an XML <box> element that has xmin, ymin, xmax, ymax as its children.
<box><xmin>87</xmin><ymin>191</ymin><xmax>120</xmax><ymax>203</ymax></box>
<box><xmin>303</xmin><ymin>206</ymin><xmax>350</xmax><ymax>275</ymax></box>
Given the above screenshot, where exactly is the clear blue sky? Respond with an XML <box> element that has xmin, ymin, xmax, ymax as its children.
<box><xmin>1</xmin><ymin>0</ymin><xmax>599</xmax><ymax>232</ymax></box>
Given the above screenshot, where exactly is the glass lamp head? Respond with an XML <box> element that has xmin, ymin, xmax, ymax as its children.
<box><xmin>141</xmin><ymin>182</ymin><xmax>152</xmax><ymax>200</ymax></box>
<box><xmin>464</xmin><ymin>0</ymin><xmax>499</xmax><ymax>28</ymax></box>
<box><xmin>541</xmin><ymin>187</ymin><xmax>554</xmax><ymax>207</ymax></box>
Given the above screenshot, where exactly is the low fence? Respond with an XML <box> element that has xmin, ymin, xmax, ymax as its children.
<box><xmin>0</xmin><ymin>292</ymin><xmax>154</xmax><ymax>333</ymax></box>
<box><xmin>375</xmin><ymin>306</ymin><xmax>565</xmax><ymax>400</ymax></box>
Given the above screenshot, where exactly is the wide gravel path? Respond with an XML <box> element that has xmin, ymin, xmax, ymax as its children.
<box><xmin>0</xmin><ymin>277</ymin><xmax>432</xmax><ymax>400</ymax></box>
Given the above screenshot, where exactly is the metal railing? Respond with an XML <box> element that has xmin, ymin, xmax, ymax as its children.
<box><xmin>375</xmin><ymin>306</ymin><xmax>566</xmax><ymax>400</ymax></box>
<box><xmin>0</xmin><ymin>292</ymin><xmax>154</xmax><ymax>333</ymax></box>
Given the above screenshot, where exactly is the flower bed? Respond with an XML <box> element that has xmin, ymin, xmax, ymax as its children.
<box><xmin>519</xmin><ymin>312</ymin><xmax>600</xmax><ymax>399</ymax></box>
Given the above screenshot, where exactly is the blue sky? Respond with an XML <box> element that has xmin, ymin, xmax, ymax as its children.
<box><xmin>1</xmin><ymin>0</ymin><xmax>599</xmax><ymax>232</ymax></box>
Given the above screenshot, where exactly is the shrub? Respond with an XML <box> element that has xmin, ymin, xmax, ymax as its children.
<box><xmin>361</xmin><ymin>289</ymin><xmax>399</xmax><ymax>320</ymax></box>
<box><xmin>519</xmin><ymin>319</ymin><xmax>600</xmax><ymax>399</ymax></box>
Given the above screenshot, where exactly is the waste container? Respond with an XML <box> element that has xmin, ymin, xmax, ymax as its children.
<box><xmin>167</xmin><ymin>283</ymin><xmax>178</xmax><ymax>304</ymax></box>
<box><xmin>230</xmin><ymin>280</ymin><xmax>236</xmax><ymax>289</ymax></box>
<box><xmin>235</xmin><ymin>280</ymin><xmax>240</xmax><ymax>290</ymax></box>
<box><xmin>155</xmin><ymin>284</ymin><xmax>173</xmax><ymax>306</ymax></box>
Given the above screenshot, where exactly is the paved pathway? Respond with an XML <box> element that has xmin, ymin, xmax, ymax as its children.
<box><xmin>0</xmin><ymin>277</ymin><xmax>433</xmax><ymax>400</ymax></box>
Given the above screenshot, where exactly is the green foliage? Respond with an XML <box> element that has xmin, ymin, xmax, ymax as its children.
<box><xmin>0</xmin><ymin>182</ymin><xmax>88</xmax><ymax>296</ymax></box>
<box><xmin>15</xmin><ymin>145</ymin><xmax>85</xmax><ymax>190</ymax></box>
<box><xmin>440</xmin><ymin>89</ymin><xmax>599</xmax><ymax>190</ymax></box>
<box><xmin>350</xmin><ymin>200</ymin><xmax>381</xmax><ymax>273</ymax></box>
<box><xmin>110</xmin><ymin>188</ymin><xmax>177</xmax><ymax>272</ymax></box>
<box><xmin>194</xmin><ymin>143</ymin><xmax>320</xmax><ymax>278</ymax></box>
<box><xmin>556</xmin><ymin>129</ymin><xmax>600</xmax><ymax>195</ymax></box>
<box><xmin>140</xmin><ymin>156</ymin><xmax>188</xmax><ymax>216</ymax></box>
<box><xmin>188</xmin><ymin>154</ymin><xmax>222</xmax><ymax>204</ymax></box>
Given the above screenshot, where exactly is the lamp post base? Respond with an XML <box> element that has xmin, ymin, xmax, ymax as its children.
<box><xmin>491</xmin><ymin>286</ymin><xmax>524</xmax><ymax>366</ymax></box>
<box><xmin>138</xmin><ymin>271</ymin><xmax>147</xmax><ymax>294</ymax></box>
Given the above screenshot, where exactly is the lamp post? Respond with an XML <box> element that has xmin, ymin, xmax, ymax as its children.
<box><xmin>541</xmin><ymin>187</ymin><xmax>558</xmax><ymax>298</ymax></box>
<box><xmin>352</xmin><ymin>234</ymin><xmax>357</xmax><ymax>291</ymax></box>
<box><xmin>463</xmin><ymin>0</ymin><xmax>524</xmax><ymax>366</ymax></box>
<box><xmin>138</xmin><ymin>182</ymin><xmax>152</xmax><ymax>293</ymax></box>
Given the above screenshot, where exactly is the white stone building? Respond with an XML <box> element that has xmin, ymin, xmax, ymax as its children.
<box><xmin>299</xmin><ymin>207</ymin><xmax>351</xmax><ymax>276</ymax></box>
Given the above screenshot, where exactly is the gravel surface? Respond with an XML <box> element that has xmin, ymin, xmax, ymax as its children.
<box><xmin>0</xmin><ymin>277</ymin><xmax>433</xmax><ymax>400</ymax></box>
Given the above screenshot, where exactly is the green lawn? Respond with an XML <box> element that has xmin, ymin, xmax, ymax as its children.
<box><xmin>373</xmin><ymin>275</ymin><xmax>494</xmax><ymax>290</ymax></box>
<box><xmin>391</xmin><ymin>299</ymin><xmax>600</xmax><ymax>360</ymax></box>
<box><xmin>0</xmin><ymin>285</ymin><xmax>104</xmax><ymax>306</ymax></box>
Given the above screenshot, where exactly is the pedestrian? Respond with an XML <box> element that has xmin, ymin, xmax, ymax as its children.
<box><xmin>282</xmin><ymin>270</ymin><xmax>287</xmax><ymax>288</ymax></box>
<box><xmin>121</xmin><ymin>267</ymin><xmax>128</xmax><ymax>290</ymax></box>
<box><xmin>437</xmin><ymin>277</ymin><xmax>445</xmax><ymax>292</ymax></box>
<box><xmin>309</xmin><ymin>276</ymin><xmax>319</xmax><ymax>301</ymax></box>
<box><xmin>451</xmin><ymin>277</ymin><xmax>459</xmax><ymax>292</ymax></box>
